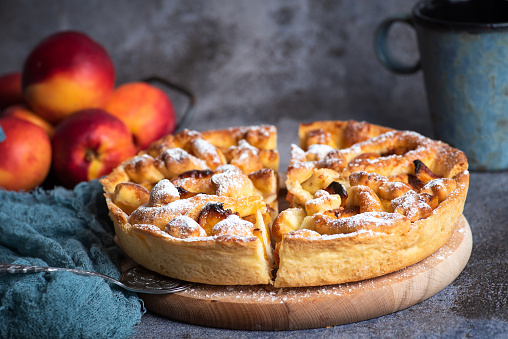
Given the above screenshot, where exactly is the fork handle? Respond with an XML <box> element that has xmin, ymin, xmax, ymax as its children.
<box><xmin>0</xmin><ymin>263</ymin><xmax>91</xmax><ymax>276</ymax></box>
<box><xmin>0</xmin><ymin>263</ymin><xmax>56</xmax><ymax>274</ymax></box>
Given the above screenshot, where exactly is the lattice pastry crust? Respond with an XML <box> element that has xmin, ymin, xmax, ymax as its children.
<box><xmin>273</xmin><ymin>120</ymin><xmax>469</xmax><ymax>287</ymax></box>
<box><xmin>100</xmin><ymin>126</ymin><xmax>279</xmax><ymax>285</ymax></box>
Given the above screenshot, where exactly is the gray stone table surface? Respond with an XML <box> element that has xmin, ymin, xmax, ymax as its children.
<box><xmin>131</xmin><ymin>170</ymin><xmax>508</xmax><ymax>338</ymax></box>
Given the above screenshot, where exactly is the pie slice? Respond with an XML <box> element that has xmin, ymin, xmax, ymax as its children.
<box><xmin>273</xmin><ymin>120</ymin><xmax>469</xmax><ymax>287</ymax></box>
<box><xmin>100</xmin><ymin>125</ymin><xmax>279</xmax><ymax>285</ymax></box>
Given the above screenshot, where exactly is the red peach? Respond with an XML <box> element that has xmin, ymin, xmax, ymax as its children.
<box><xmin>51</xmin><ymin>109</ymin><xmax>136</xmax><ymax>188</ymax></box>
<box><xmin>104</xmin><ymin>82</ymin><xmax>176</xmax><ymax>150</ymax></box>
<box><xmin>0</xmin><ymin>116</ymin><xmax>52</xmax><ymax>191</ymax></box>
<box><xmin>2</xmin><ymin>104</ymin><xmax>55</xmax><ymax>137</ymax></box>
<box><xmin>22</xmin><ymin>31</ymin><xmax>115</xmax><ymax>124</ymax></box>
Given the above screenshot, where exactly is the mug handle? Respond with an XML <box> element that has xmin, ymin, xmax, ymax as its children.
<box><xmin>374</xmin><ymin>15</ymin><xmax>421</xmax><ymax>74</ymax></box>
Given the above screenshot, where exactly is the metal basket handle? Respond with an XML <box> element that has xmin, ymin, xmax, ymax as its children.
<box><xmin>142</xmin><ymin>76</ymin><xmax>196</xmax><ymax>132</ymax></box>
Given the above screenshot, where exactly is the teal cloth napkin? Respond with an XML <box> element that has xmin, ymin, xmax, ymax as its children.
<box><xmin>0</xmin><ymin>180</ymin><xmax>144</xmax><ymax>339</ymax></box>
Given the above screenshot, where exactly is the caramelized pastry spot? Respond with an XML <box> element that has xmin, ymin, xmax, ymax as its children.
<box><xmin>165</xmin><ymin>215</ymin><xmax>207</xmax><ymax>238</ymax></box>
<box><xmin>413</xmin><ymin>159</ymin><xmax>440</xmax><ymax>183</ymax></box>
<box><xmin>407</xmin><ymin>174</ymin><xmax>426</xmax><ymax>192</ymax></box>
<box><xmin>112</xmin><ymin>182</ymin><xmax>150</xmax><ymax>215</ymax></box>
<box><xmin>176</xmin><ymin>187</ymin><xmax>200</xmax><ymax>199</ymax></box>
<box><xmin>176</xmin><ymin>169</ymin><xmax>214</xmax><ymax>179</ymax></box>
<box><xmin>211</xmin><ymin>214</ymin><xmax>255</xmax><ymax>237</ymax></box>
<box><xmin>332</xmin><ymin>206</ymin><xmax>360</xmax><ymax>219</ymax></box>
<box><xmin>324</xmin><ymin>181</ymin><xmax>348</xmax><ymax>207</ymax></box>
<box><xmin>197</xmin><ymin>202</ymin><xmax>234</xmax><ymax>235</ymax></box>
<box><xmin>171</xmin><ymin>169</ymin><xmax>215</xmax><ymax>194</ymax></box>
<box><xmin>149</xmin><ymin>179</ymin><xmax>180</xmax><ymax>207</ymax></box>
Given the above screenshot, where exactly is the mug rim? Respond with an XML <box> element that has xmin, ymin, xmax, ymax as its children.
<box><xmin>413</xmin><ymin>0</ymin><xmax>508</xmax><ymax>31</ymax></box>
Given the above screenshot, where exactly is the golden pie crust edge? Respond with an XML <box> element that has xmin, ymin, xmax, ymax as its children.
<box><xmin>104</xmin><ymin>194</ymin><xmax>272</xmax><ymax>285</ymax></box>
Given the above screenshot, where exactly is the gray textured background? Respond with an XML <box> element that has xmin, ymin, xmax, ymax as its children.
<box><xmin>0</xmin><ymin>0</ymin><xmax>425</xmax><ymax>168</ymax></box>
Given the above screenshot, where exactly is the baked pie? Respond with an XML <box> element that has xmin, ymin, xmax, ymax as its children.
<box><xmin>100</xmin><ymin>120</ymin><xmax>469</xmax><ymax>287</ymax></box>
<box><xmin>100</xmin><ymin>126</ymin><xmax>278</xmax><ymax>285</ymax></box>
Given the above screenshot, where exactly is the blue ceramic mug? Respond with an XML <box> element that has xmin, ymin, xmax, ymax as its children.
<box><xmin>375</xmin><ymin>0</ymin><xmax>508</xmax><ymax>171</ymax></box>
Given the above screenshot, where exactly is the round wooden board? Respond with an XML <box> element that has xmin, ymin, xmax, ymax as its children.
<box><xmin>136</xmin><ymin>215</ymin><xmax>472</xmax><ymax>331</ymax></box>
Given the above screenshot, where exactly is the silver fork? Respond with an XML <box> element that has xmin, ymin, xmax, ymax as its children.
<box><xmin>0</xmin><ymin>263</ymin><xmax>193</xmax><ymax>294</ymax></box>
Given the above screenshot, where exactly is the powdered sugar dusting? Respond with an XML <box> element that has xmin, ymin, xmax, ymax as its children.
<box><xmin>162</xmin><ymin>147</ymin><xmax>209</xmax><ymax>169</ymax></box>
<box><xmin>307</xmin><ymin>144</ymin><xmax>334</xmax><ymax>160</ymax></box>
<box><xmin>152</xmin><ymin>179</ymin><xmax>179</xmax><ymax>199</ymax></box>
<box><xmin>133</xmin><ymin>194</ymin><xmax>208</xmax><ymax>223</ymax></box>
<box><xmin>290</xmin><ymin>144</ymin><xmax>306</xmax><ymax>163</ymax></box>
<box><xmin>125</xmin><ymin>154</ymin><xmax>153</xmax><ymax>165</ymax></box>
<box><xmin>212</xmin><ymin>214</ymin><xmax>255</xmax><ymax>236</ymax></box>
<box><xmin>163</xmin><ymin>148</ymin><xmax>191</xmax><ymax>162</ymax></box>
<box><xmin>211</xmin><ymin>171</ymin><xmax>243</xmax><ymax>194</ymax></box>
<box><xmin>422</xmin><ymin>178</ymin><xmax>448</xmax><ymax>191</ymax></box>
<box><xmin>237</xmin><ymin>139</ymin><xmax>259</xmax><ymax>155</ymax></box>
<box><xmin>290</xmin><ymin>161</ymin><xmax>316</xmax><ymax>171</ymax></box>
<box><xmin>193</xmin><ymin>138</ymin><xmax>220</xmax><ymax>159</ymax></box>
<box><xmin>165</xmin><ymin>215</ymin><xmax>207</xmax><ymax>238</ymax></box>
<box><xmin>215</xmin><ymin>164</ymin><xmax>243</xmax><ymax>174</ymax></box>
<box><xmin>391</xmin><ymin>190</ymin><xmax>431</xmax><ymax>220</ymax></box>
<box><xmin>317</xmin><ymin>211</ymin><xmax>406</xmax><ymax>237</ymax></box>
